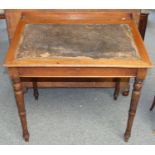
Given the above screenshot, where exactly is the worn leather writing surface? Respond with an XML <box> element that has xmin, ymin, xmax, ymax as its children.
<box><xmin>16</xmin><ymin>24</ymin><xmax>140</xmax><ymax>60</ymax></box>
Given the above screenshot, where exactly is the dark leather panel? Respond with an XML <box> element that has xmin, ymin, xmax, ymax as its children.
<box><xmin>16</xmin><ymin>24</ymin><xmax>140</xmax><ymax>60</ymax></box>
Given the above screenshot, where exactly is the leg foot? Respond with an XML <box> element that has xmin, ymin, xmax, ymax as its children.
<box><xmin>23</xmin><ymin>131</ymin><xmax>29</xmax><ymax>142</ymax></box>
<box><xmin>113</xmin><ymin>78</ymin><xmax>120</xmax><ymax>100</ymax></box>
<box><xmin>124</xmin><ymin>136</ymin><xmax>129</xmax><ymax>142</ymax></box>
<box><xmin>124</xmin><ymin>132</ymin><xmax>130</xmax><ymax>142</ymax></box>
<box><xmin>124</xmin><ymin>78</ymin><xmax>143</xmax><ymax>142</ymax></box>
<box><xmin>33</xmin><ymin>78</ymin><xmax>39</xmax><ymax>100</ymax></box>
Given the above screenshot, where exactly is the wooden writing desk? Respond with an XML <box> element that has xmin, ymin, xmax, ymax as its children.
<box><xmin>4</xmin><ymin>12</ymin><xmax>152</xmax><ymax>142</ymax></box>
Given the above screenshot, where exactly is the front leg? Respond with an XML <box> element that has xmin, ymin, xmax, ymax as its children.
<box><xmin>12</xmin><ymin>77</ymin><xmax>29</xmax><ymax>142</ymax></box>
<box><xmin>124</xmin><ymin>78</ymin><xmax>143</xmax><ymax>142</ymax></box>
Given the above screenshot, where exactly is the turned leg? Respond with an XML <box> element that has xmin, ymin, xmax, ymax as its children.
<box><xmin>12</xmin><ymin>77</ymin><xmax>29</xmax><ymax>142</ymax></box>
<box><xmin>124</xmin><ymin>78</ymin><xmax>143</xmax><ymax>142</ymax></box>
<box><xmin>150</xmin><ymin>96</ymin><xmax>155</xmax><ymax>111</ymax></box>
<box><xmin>113</xmin><ymin>78</ymin><xmax>120</xmax><ymax>100</ymax></box>
<box><xmin>32</xmin><ymin>78</ymin><xmax>39</xmax><ymax>100</ymax></box>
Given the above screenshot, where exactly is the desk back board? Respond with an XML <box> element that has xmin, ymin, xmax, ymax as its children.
<box><xmin>5</xmin><ymin>9</ymin><xmax>141</xmax><ymax>42</ymax></box>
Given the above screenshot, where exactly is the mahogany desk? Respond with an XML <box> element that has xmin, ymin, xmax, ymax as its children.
<box><xmin>4</xmin><ymin>12</ymin><xmax>152</xmax><ymax>142</ymax></box>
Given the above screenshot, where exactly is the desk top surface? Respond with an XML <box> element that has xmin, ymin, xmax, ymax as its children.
<box><xmin>16</xmin><ymin>24</ymin><xmax>140</xmax><ymax>60</ymax></box>
<box><xmin>5</xmin><ymin>20</ymin><xmax>152</xmax><ymax>68</ymax></box>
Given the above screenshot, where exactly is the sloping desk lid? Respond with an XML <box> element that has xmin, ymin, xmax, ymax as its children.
<box><xmin>4</xmin><ymin>18</ymin><xmax>152</xmax><ymax>68</ymax></box>
<box><xmin>16</xmin><ymin>24</ymin><xmax>139</xmax><ymax>60</ymax></box>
